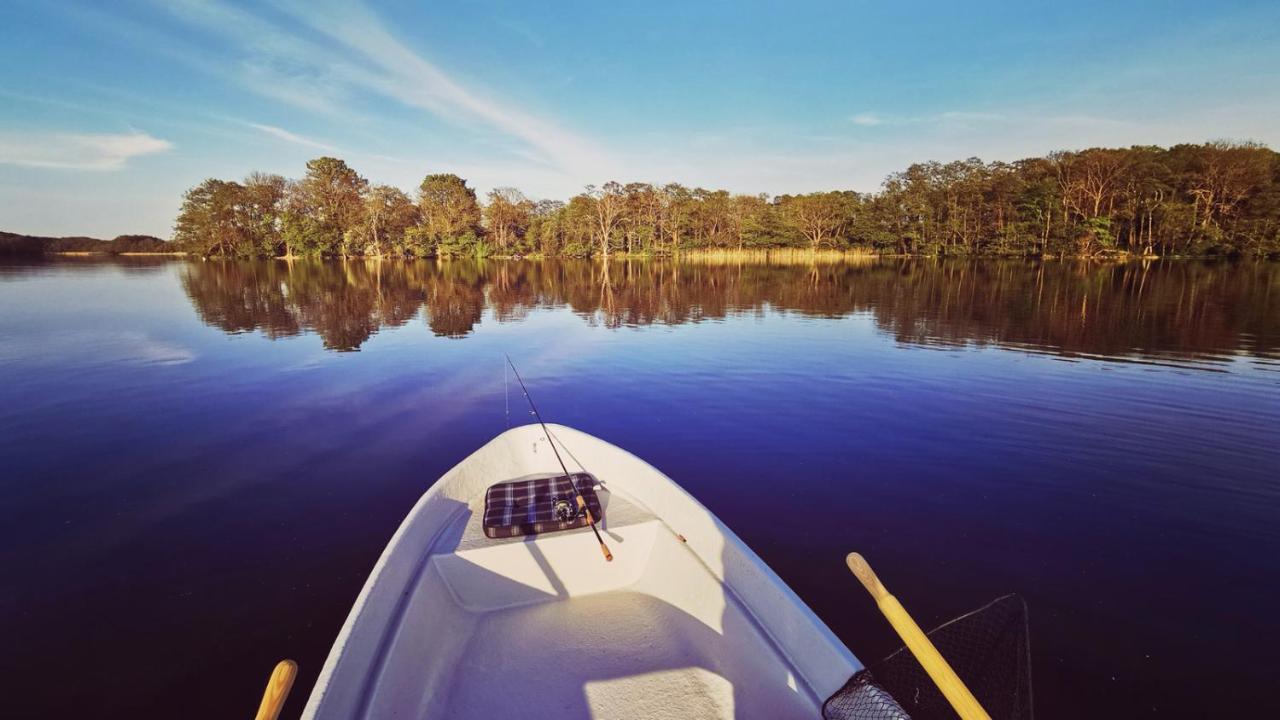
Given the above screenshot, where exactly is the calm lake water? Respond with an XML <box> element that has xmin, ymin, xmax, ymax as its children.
<box><xmin>1</xmin><ymin>257</ymin><xmax>1277</xmax><ymax>719</ymax></box>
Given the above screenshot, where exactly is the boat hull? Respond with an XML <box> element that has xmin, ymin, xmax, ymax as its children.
<box><xmin>302</xmin><ymin>424</ymin><xmax>860</xmax><ymax>719</ymax></box>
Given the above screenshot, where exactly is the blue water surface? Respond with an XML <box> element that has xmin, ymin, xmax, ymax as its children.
<box><xmin>1</xmin><ymin>257</ymin><xmax>1277</xmax><ymax>718</ymax></box>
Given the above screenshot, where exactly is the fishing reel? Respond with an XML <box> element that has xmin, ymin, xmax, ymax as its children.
<box><xmin>551</xmin><ymin>496</ymin><xmax>579</xmax><ymax>522</ymax></box>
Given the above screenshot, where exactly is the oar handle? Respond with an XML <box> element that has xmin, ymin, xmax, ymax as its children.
<box><xmin>846</xmin><ymin>552</ymin><xmax>890</xmax><ymax>600</ymax></box>
<box><xmin>254</xmin><ymin>659</ymin><xmax>297</xmax><ymax>720</ymax></box>
<box><xmin>846</xmin><ymin>553</ymin><xmax>991</xmax><ymax>720</ymax></box>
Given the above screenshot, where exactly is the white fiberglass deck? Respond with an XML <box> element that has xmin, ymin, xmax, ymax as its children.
<box><xmin>303</xmin><ymin>425</ymin><xmax>860</xmax><ymax>720</ymax></box>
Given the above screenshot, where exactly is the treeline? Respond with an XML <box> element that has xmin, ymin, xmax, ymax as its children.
<box><xmin>0</xmin><ymin>231</ymin><xmax>170</xmax><ymax>255</ymax></box>
<box><xmin>173</xmin><ymin>142</ymin><xmax>1280</xmax><ymax>259</ymax></box>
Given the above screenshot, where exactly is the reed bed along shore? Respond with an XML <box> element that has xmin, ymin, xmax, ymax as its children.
<box><xmin>668</xmin><ymin>247</ymin><xmax>880</xmax><ymax>265</ymax></box>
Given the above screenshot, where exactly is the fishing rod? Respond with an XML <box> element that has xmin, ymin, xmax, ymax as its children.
<box><xmin>505</xmin><ymin>355</ymin><xmax>613</xmax><ymax>562</ymax></box>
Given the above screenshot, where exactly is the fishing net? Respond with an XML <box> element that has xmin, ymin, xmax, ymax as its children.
<box><xmin>823</xmin><ymin>594</ymin><xmax>1033</xmax><ymax>720</ymax></box>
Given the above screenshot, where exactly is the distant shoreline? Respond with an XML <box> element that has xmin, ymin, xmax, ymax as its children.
<box><xmin>0</xmin><ymin>231</ymin><xmax>1264</xmax><ymax>263</ymax></box>
<box><xmin>6</xmin><ymin>248</ymin><xmax>1251</xmax><ymax>262</ymax></box>
<box><xmin>0</xmin><ymin>230</ymin><xmax>173</xmax><ymax>256</ymax></box>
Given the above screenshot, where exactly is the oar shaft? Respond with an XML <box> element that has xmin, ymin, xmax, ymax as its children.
<box><xmin>847</xmin><ymin>553</ymin><xmax>990</xmax><ymax>720</ymax></box>
<box><xmin>875</xmin><ymin>594</ymin><xmax>989</xmax><ymax>720</ymax></box>
<box><xmin>254</xmin><ymin>660</ymin><xmax>297</xmax><ymax>720</ymax></box>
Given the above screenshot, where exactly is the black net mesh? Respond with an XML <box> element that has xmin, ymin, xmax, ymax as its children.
<box><xmin>823</xmin><ymin>594</ymin><xmax>1033</xmax><ymax>720</ymax></box>
<box><xmin>822</xmin><ymin>671</ymin><xmax>911</xmax><ymax>720</ymax></box>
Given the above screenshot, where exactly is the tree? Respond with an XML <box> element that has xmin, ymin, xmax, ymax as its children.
<box><xmin>693</xmin><ymin>189</ymin><xmax>732</xmax><ymax>247</ymax></box>
<box><xmin>280</xmin><ymin>180</ymin><xmax>324</xmax><ymax>257</ymax></box>
<box><xmin>561</xmin><ymin>196</ymin><xmax>597</xmax><ymax>256</ymax></box>
<box><xmin>621</xmin><ymin>183</ymin><xmax>661</xmax><ymax>255</ymax></box>
<box><xmin>1067</xmin><ymin>149</ymin><xmax>1131</xmax><ymax>219</ymax></box>
<box><xmin>778</xmin><ymin>191</ymin><xmax>858</xmax><ymax>250</ymax></box>
<box><xmin>361</xmin><ymin>185</ymin><xmax>418</xmax><ymax>256</ymax></box>
<box><xmin>586</xmin><ymin>182</ymin><xmax>626</xmax><ymax>257</ymax></box>
<box><xmin>660</xmin><ymin>183</ymin><xmax>693</xmax><ymax>253</ymax></box>
<box><xmin>173</xmin><ymin>179</ymin><xmax>247</xmax><ymax>256</ymax></box>
<box><xmin>727</xmin><ymin>194</ymin><xmax>769</xmax><ymax>250</ymax></box>
<box><xmin>297</xmin><ymin>157</ymin><xmax>367</xmax><ymax>256</ymax></box>
<box><xmin>484</xmin><ymin>187</ymin><xmax>534</xmax><ymax>251</ymax></box>
<box><xmin>1184</xmin><ymin>142</ymin><xmax>1272</xmax><ymax>231</ymax></box>
<box><xmin>419</xmin><ymin>173</ymin><xmax>481</xmax><ymax>248</ymax></box>
<box><xmin>527</xmin><ymin>199</ymin><xmax>566</xmax><ymax>255</ymax></box>
<box><xmin>241</xmin><ymin>172</ymin><xmax>287</xmax><ymax>256</ymax></box>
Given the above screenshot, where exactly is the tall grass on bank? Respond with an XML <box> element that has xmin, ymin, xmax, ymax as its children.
<box><xmin>670</xmin><ymin>247</ymin><xmax>879</xmax><ymax>265</ymax></box>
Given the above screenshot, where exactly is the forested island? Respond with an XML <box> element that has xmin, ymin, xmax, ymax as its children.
<box><xmin>0</xmin><ymin>231</ymin><xmax>170</xmax><ymax>256</ymax></box>
<box><xmin>170</xmin><ymin>142</ymin><xmax>1280</xmax><ymax>260</ymax></box>
<box><xmin>6</xmin><ymin>142</ymin><xmax>1276</xmax><ymax>260</ymax></box>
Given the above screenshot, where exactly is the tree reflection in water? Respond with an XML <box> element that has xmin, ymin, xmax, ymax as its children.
<box><xmin>181</xmin><ymin>258</ymin><xmax>1279</xmax><ymax>364</ymax></box>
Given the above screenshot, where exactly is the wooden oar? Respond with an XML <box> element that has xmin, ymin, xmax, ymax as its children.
<box><xmin>254</xmin><ymin>659</ymin><xmax>297</xmax><ymax>720</ymax></box>
<box><xmin>846</xmin><ymin>553</ymin><xmax>991</xmax><ymax>720</ymax></box>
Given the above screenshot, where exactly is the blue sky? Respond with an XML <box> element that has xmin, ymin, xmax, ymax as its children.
<box><xmin>2</xmin><ymin>0</ymin><xmax>1278</xmax><ymax>238</ymax></box>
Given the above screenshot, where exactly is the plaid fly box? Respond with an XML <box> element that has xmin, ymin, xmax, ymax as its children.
<box><xmin>482</xmin><ymin>473</ymin><xmax>604</xmax><ymax>539</ymax></box>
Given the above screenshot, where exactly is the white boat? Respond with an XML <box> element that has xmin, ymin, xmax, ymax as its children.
<box><xmin>300</xmin><ymin>423</ymin><xmax>863</xmax><ymax>719</ymax></box>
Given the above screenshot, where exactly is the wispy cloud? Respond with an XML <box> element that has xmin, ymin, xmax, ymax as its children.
<box><xmin>0</xmin><ymin>331</ymin><xmax>194</xmax><ymax>366</ymax></box>
<box><xmin>247</xmin><ymin>123</ymin><xmax>339</xmax><ymax>153</ymax></box>
<box><xmin>851</xmin><ymin>109</ymin><xmax>1126</xmax><ymax>131</ymax></box>
<box><xmin>160</xmin><ymin>0</ymin><xmax>612</xmax><ymax>178</ymax></box>
<box><xmin>938</xmin><ymin>111</ymin><xmax>1009</xmax><ymax>122</ymax></box>
<box><xmin>0</xmin><ymin>131</ymin><xmax>171</xmax><ymax>170</ymax></box>
<box><xmin>852</xmin><ymin>110</ymin><xmax>1009</xmax><ymax>127</ymax></box>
